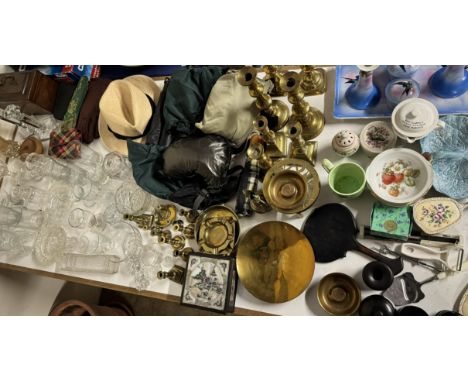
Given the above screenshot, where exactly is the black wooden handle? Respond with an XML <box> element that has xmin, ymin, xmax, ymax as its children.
<box><xmin>354</xmin><ymin>239</ymin><xmax>403</xmax><ymax>275</ymax></box>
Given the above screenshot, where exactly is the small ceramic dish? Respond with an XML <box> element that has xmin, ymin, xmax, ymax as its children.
<box><xmin>359</xmin><ymin>121</ymin><xmax>397</xmax><ymax>158</ymax></box>
<box><xmin>365</xmin><ymin>148</ymin><xmax>433</xmax><ymax>207</ymax></box>
<box><xmin>413</xmin><ymin>197</ymin><xmax>467</xmax><ymax>235</ymax></box>
<box><xmin>391</xmin><ymin>98</ymin><xmax>445</xmax><ymax>143</ymax></box>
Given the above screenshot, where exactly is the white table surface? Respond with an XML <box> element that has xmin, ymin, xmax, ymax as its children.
<box><xmin>1</xmin><ymin>67</ymin><xmax>467</xmax><ymax>315</ymax></box>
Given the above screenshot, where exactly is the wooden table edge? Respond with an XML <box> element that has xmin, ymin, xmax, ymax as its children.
<box><xmin>0</xmin><ymin>261</ymin><xmax>274</xmax><ymax>316</ymax></box>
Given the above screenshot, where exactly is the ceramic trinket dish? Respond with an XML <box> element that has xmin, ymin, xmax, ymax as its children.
<box><xmin>385</xmin><ymin>78</ymin><xmax>421</xmax><ymax>109</ymax></box>
<box><xmin>359</xmin><ymin>121</ymin><xmax>397</xmax><ymax>158</ymax></box>
<box><xmin>332</xmin><ymin>129</ymin><xmax>360</xmax><ymax>157</ymax></box>
<box><xmin>391</xmin><ymin>98</ymin><xmax>444</xmax><ymax>143</ymax></box>
<box><xmin>412</xmin><ymin>197</ymin><xmax>466</xmax><ymax>235</ymax></box>
<box><xmin>365</xmin><ymin>148</ymin><xmax>433</xmax><ymax>207</ymax></box>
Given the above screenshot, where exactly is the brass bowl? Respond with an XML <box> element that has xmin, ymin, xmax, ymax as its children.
<box><xmin>195</xmin><ymin>205</ymin><xmax>240</xmax><ymax>255</ymax></box>
<box><xmin>263</xmin><ymin>158</ymin><xmax>320</xmax><ymax>214</ymax></box>
<box><xmin>317</xmin><ymin>273</ymin><xmax>361</xmax><ymax>315</ymax></box>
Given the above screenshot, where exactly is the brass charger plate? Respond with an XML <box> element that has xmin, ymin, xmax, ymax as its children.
<box><xmin>237</xmin><ymin>221</ymin><xmax>315</xmax><ymax>303</ymax></box>
<box><xmin>317</xmin><ymin>273</ymin><xmax>361</xmax><ymax>315</ymax></box>
<box><xmin>195</xmin><ymin>205</ymin><xmax>240</xmax><ymax>255</ymax></box>
<box><xmin>263</xmin><ymin>158</ymin><xmax>320</xmax><ymax>214</ymax></box>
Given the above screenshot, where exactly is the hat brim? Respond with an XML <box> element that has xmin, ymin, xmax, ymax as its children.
<box><xmin>98</xmin><ymin>113</ymin><xmax>144</xmax><ymax>156</ymax></box>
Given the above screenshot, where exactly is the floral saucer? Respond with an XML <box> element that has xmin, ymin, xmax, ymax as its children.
<box><xmin>413</xmin><ymin>197</ymin><xmax>466</xmax><ymax>234</ymax></box>
<box><xmin>365</xmin><ymin>148</ymin><xmax>433</xmax><ymax>206</ymax></box>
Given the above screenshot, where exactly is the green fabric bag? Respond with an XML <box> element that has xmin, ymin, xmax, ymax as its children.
<box><xmin>161</xmin><ymin>66</ymin><xmax>224</xmax><ymax>139</ymax></box>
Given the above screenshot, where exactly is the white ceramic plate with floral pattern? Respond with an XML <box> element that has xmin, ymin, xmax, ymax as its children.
<box><xmin>365</xmin><ymin>148</ymin><xmax>433</xmax><ymax>206</ymax></box>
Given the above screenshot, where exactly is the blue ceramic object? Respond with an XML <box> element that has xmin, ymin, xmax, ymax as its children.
<box><xmin>387</xmin><ymin>65</ymin><xmax>420</xmax><ymax>78</ymax></box>
<box><xmin>429</xmin><ymin>65</ymin><xmax>468</xmax><ymax>99</ymax></box>
<box><xmin>345</xmin><ymin>66</ymin><xmax>380</xmax><ymax>110</ymax></box>
<box><xmin>420</xmin><ymin>114</ymin><xmax>468</xmax><ymax>199</ymax></box>
<box><xmin>385</xmin><ymin>78</ymin><xmax>421</xmax><ymax>108</ymax></box>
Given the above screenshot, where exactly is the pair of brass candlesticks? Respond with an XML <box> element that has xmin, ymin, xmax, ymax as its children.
<box><xmin>238</xmin><ymin>65</ymin><xmax>325</xmax><ymax>140</ymax></box>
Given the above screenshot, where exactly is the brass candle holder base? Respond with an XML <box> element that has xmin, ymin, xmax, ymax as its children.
<box><xmin>301</xmin><ymin>65</ymin><xmax>327</xmax><ymax>96</ymax></box>
<box><xmin>170</xmin><ymin>235</ymin><xmax>186</xmax><ymax>251</ymax></box>
<box><xmin>180</xmin><ymin>209</ymin><xmax>199</xmax><ymax>223</ymax></box>
<box><xmin>280</xmin><ymin>71</ymin><xmax>325</xmax><ymax>140</ymax></box>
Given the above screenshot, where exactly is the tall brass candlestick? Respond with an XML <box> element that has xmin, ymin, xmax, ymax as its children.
<box><xmin>262</xmin><ymin>65</ymin><xmax>285</xmax><ymax>96</ymax></box>
<box><xmin>238</xmin><ymin>66</ymin><xmax>290</xmax><ymax>131</ymax></box>
<box><xmin>286</xmin><ymin>118</ymin><xmax>318</xmax><ymax>165</ymax></box>
<box><xmin>280</xmin><ymin>71</ymin><xmax>325</xmax><ymax>140</ymax></box>
<box><xmin>253</xmin><ymin>115</ymin><xmax>287</xmax><ymax>158</ymax></box>
<box><xmin>300</xmin><ymin>65</ymin><xmax>327</xmax><ymax>96</ymax></box>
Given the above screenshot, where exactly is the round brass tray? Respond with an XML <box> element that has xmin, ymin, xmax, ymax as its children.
<box><xmin>317</xmin><ymin>273</ymin><xmax>361</xmax><ymax>316</ymax></box>
<box><xmin>237</xmin><ymin>221</ymin><xmax>315</xmax><ymax>303</ymax></box>
<box><xmin>195</xmin><ymin>205</ymin><xmax>240</xmax><ymax>255</ymax></box>
<box><xmin>262</xmin><ymin>158</ymin><xmax>320</xmax><ymax>214</ymax></box>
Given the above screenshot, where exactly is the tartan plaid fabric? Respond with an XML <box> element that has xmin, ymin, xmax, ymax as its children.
<box><xmin>235</xmin><ymin>159</ymin><xmax>260</xmax><ymax>217</ymax></box>
<box><xmin>49</xmin><ymin>76</ymin><xmax>89</xmax><ymax>159</ymax></box>
<box><xmin>48</xmin><ymin>127</ymin><xmax>81</xmax><ymax>159</ymax></box>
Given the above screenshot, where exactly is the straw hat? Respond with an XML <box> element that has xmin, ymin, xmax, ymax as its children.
<box><xmin>98</xmin><ymin>75</ymin><xmax>160</xmax><ymax>155</ymax></box>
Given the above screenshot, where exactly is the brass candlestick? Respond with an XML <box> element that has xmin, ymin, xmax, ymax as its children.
<box><xmin>170</xmin><ymin>235</ymin><xmax>186</xmax><ymax>251</ymax></box>
<box><xmin>157</xmin><ymin>230</ymin><xmax>172</xmax><ymax>244</ymax></box>
<box><xmin>238</xmin><ymin>66</ymin><xmax>290</xmax><ymax>131</ymax></box>
<box><xmin>286</xmin><ymin>118</ymin><xmax>318</xmax><ymax>165</ymax></box>
<box><xmin>253</xmin><ymin>115</ymin><xmax>287</xmax><ymax>158</ymax></box>
<box><xmin>246</xmin><ymin>135</ymin><xmax>272</xmax><ymax>170</ymax></box>
<box><xmin>182</xmin><ymin>224</ymin><xmax>195</xmax><ymax>239</ymax></box>
<box><xmin>280</xmin><ymin>71</ymin><xmax>325</xmax><ymax>140</ymax></box>
<box><xmin>155</xmin><ymin>204</ymin><xmax>177</xmax><ymax>228</ymax></box>
<box><xmin>124</xmin><ymin>213</ymin><xmax>155</xmax><ymax>230</ymax></box>
<box><xmin>174</xmin><ymin>247</ymin><xmax>193</xmax><ymax>262</ymax></box>
<box><xmin>157</xmin><ymin>265</ymin><xmax>185</xmax><ymax>284</ymax></box>
<box><xmin>172</xmin><ymin>220</ymin><xmax>184</xmax><ymax>232</ymax></box>
<box><xmin>262</xmin><ymin>65</ymin><xmax>285</xmax><ymax>96</ymax></box>
<box><xmin>300</xmin><ymin>65</ymin><xmax>327</xmax><ymax>96</ymax></box>
<box><xmin>180</xmin><ymin>209</ymin><xmax>199</xmax><ymax>224</ymax></box>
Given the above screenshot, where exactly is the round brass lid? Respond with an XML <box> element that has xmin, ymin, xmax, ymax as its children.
<box><xmin>317</xmin><ymin>273</ymin><xmax>361</xmax><ymax>315</ymax></box>
<box><xmin>263</xmin><ymin>159</ymin><xmax>320</xmax><ymax>214</ymax></box>
<box><xmin>237</xmin><ymin>221</ymin><xmax>315</xmax><ymax>303</ymax></box>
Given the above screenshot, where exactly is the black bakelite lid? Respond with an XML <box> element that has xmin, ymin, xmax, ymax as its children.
<box><xmin>362</xmin><ymin>261</ymin><xmax>394</xmax><ymax>291</ymax></box>
<box><xmin>359</xmin><ymin>295</ymin><xmax>395</xmax><ymax>316</ymax></box>
<box><xmin>398</xmin><ymin>306</ymin><xmax>428</xmax><ymax>316</ymax></box>
<box><xmin>436</xmin><ymin>310</ymin><xmax>462</xmax><ymax>316</ymax></box>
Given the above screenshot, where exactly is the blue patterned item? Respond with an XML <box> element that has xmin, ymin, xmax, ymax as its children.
<box><xmin>420</xmin><ymin>114</ymin><xmax>468</xmax><ymax>200</ymax></box>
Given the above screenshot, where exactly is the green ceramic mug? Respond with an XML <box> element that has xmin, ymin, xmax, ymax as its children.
<box><xmin>322</xmin><ymin>159</ymin><xmax>366</xmax><ymax>198</ymax></box>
